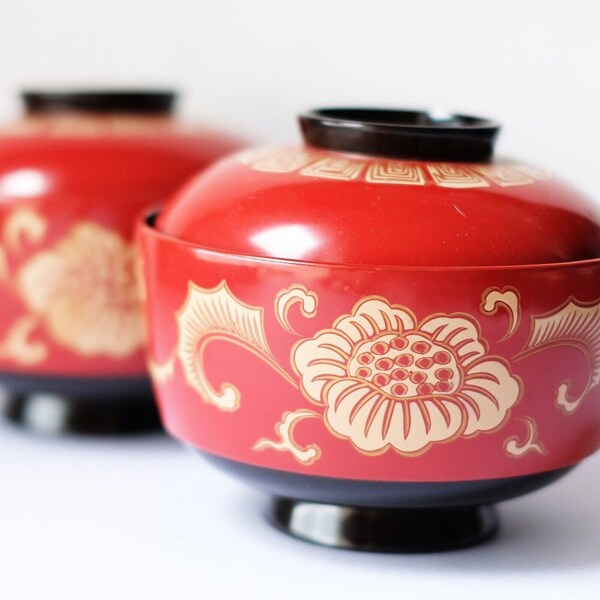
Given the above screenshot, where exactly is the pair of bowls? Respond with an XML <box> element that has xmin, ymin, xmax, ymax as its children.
<box><xmin>3</xmin><ymin>97</ymin><xmax>600</xmax><ymax>552</ymax></box>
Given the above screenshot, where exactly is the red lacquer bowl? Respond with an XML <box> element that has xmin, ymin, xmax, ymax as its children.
<box><xmin>139</xmin><ymin>108</ymin><xmax>600</xmax><ymax>551</ymax></box>
<box><xmin>0</xmin><ymin>90</ymin><xmax>244</xmax><ymax>434</ymax></box>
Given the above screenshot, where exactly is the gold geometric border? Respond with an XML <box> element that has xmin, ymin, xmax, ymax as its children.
<box><xmin>236</xmin><ymin>148</ymin><xmax>550</xmax><ymax>189</ymax></box>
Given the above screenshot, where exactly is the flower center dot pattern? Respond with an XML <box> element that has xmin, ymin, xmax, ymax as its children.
<box><xmin>348</xmin><ymin>333</ymin><xmax>461</xmax><ymax>399</ymax></box>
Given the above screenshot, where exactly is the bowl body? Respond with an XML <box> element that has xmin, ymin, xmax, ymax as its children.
<box><xmin>140</xmin><ymin>215</ymin><xmax>600</xmax><ymax>486</ymax></box>
<box><xmin>0</xmin><ymin>94</ymin><xmax>243</xmax><ymax>432</ymax></box>
<box><xmin>141</xmin><ymin>108</ymin><xmax>600</xmax><ymax>549</ymax></box>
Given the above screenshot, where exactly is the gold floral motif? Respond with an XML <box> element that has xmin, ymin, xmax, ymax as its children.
<box><xmin>147</xmin><ymin>353</ymin><xmax>176</xmax><ymax>384</ymax></box>
<box><xmin>480</xmin><ymin>287</ymin><xmax>521</xmax><ymax>340</ymax></box>
<box><xmin>3</xmin><ymin>208</ymin><xmax>47</xmax><ymax>251</ymax></box>
<box><xmin>0</xmin><ymin>208</ymin><xmax>48</xmax><ymax>283</ymax></box>
<box><xmin>275</xmin><ymin>284</ymin><xmax>318</xmax><ymax>335</ymax></box>
<box><xmin>17</xmin><ymin>222</ymin><xmax>144</xmax><ymax>358</ymax></box>
<box><xmin>253</xmin><ymin>409</ymin><xmax>321</xmax><ymax>465</ymax></box>
<box><xmin>0</xmin><ymin>315</ymin><xmax>47</xmax><ymax>365</ymax></box>
<box><xmin>175</xmin><ymin>281</ymin><xmax>296</xmax><ymax>412</ymax></box>
<box><xmin>520</xmin><ymin>298</ymin><xmax>600</xmax><ymax>414</ymax></box>
<box><xmin>163</xmin><ymin>281</ymin><xmax>600</xmax><ymax>464</ymax></box>
<box><xmin>504</xmin><ymin>417</ymin><xmax>545</xmax><ymax>457</ymax></box>
<box><xmin>292</xmin><ymin>297</ymin><xmax>521</xmax><ymax>455</ymax></box>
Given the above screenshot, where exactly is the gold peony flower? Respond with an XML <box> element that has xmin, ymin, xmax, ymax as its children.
<box><xmin>292</xmin><ymin>297</ymin><xmax>521</xmax><ymax>455</ymax></box>
<box><xmin>17</xmin><ymin>222</ymin><xmax>144</xmax><ymax>358</ymax></box>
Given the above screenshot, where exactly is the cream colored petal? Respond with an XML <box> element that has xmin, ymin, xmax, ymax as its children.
<box><xmin>335</xmin><ymin>298</ymin><xmax>415</xmax><ymax>343</ymax></box>
<box><xmin>18</xmin><ymin>222</ymin><xmax>144</xmax><ymax>358</ymax></box>
<box><xmin>401</xmin><ymin>399</ymin><xmax>465</xmax><ymax>451</ymax></box>
<box><xmin>420</xmin><ymin>315</ymin><xmax>485</xmax><ymax>366</ymax></box>
<box><xmin>18</xmin><ymin>253</ymin><xmax>70</xmax><ymax>313</ymax></box>
<box><xmin>461</xmin><ymin>359</ymin><xmax>521</xmax><ymax>435</ymax></box>
<box><xmin>324</xmin><ymin>379</ymin><xmax>389</xmax><ymax>452</ymax></box>
<box><xmin>324</xmin><ymin>379</ymin><xmax>465</xmax><ymax>454</ymax></box>
<box><xmin>293</xmin><ymin>331</ymin><xmax>352</xmax><ymax>403</ymax></box>
<box><xmin>45</xmin><ymin>294</ymin><xmax>144</xmax><ymax>358</ymax></box>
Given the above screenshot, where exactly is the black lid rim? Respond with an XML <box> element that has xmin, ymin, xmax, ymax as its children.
<box><xmin>21</xmin><ymin>89</ymin><xmax>178</xmax><ymax>114</ymax></box>
<box><xmin>299</xmin><ymin>107</ymin><xmax>501</xmax><ymax>162</ymax></box>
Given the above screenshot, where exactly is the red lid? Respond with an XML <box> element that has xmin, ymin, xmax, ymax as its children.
<box><xmin>0</xmin><ymin>89</ymin><xmax>243</xmax><ymax>200</ymax></box>
<box><xmin>157</xmin><ymin>108</ymin><xmax>600</xmax><ymax>267</ymax></box>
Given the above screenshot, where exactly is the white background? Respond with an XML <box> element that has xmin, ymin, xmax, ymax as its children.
<box><xmin>0</xmin><ymin>1</ymin><xmax>599</xmax><ymax>598</ymax></box>
<box><xmin>2</xmin><ymin>422</ymin><xmax>600</xmax><ymax>600</ymax></box>
<box><xmin>0</xmin><ymin>1</ymin><xmax>599</xmax><ymax>197</ymax></box>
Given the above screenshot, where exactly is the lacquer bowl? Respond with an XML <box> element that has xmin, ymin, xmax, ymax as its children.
<box><xmin>0</xmin><ymin>89</ymin><xmax>243</xmax><ymax>434</ymax></box>
<box><xmin>139</xmin><ymin>108</ymin><xmax>600</xmax><ymax>551</ymax></box>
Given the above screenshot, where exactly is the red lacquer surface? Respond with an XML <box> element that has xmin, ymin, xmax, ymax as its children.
<box><xmin>158</xmin><ymin>147</ymin><xmax>600</xmax><ymax>267</ymax></box>
<box><xmin>140</xmin><ymin>220</ymin><xmax>600</xmax><ymax>482</ymax></box>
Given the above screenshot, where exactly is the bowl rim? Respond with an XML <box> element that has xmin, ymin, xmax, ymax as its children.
<box><xmin>139</xmin><ymin>209</ymin><xmax>600</xmax><ymax>274</ymax></box>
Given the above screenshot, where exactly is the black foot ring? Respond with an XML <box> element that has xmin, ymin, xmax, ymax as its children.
<box><xmin>1</xmin><ymin>392</ymin><xmax>162</xmax><ymax>435</ymax></box>
<box><xmin>270</xmin><ymin>497</ymin><xmax>499</xmax><ymax>553</ymax></box>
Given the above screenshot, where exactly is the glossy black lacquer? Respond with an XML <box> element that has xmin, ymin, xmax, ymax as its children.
<box><xmin>299</xmin><ymin>108</ymin><xmax>500</xmax><ymax>161</ymax></box>
<box><xmin>272</xmin><ymin>500</ymin><xmax>499</xmax><ymax>553</ymax></box>
<box><xmin>206</xmin><ymin>454</ymin><xmax>572</xmax><ymax>552</ymax></box>
<box><xmin>22</xmin><ymin>90</ymin><xmax>176</xmax><ymax>115</ymax></box>
<box><xmin>0</xmin><ymin>374</ymin><xmax>161</xmax><ymax>435</ymax></box>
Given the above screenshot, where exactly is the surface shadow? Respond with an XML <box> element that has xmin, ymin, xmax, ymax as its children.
<box><xmin>0</xmin><ymin>414</ymin><xmax>178</xmax><ymax>455</ymax></box>
<box><xmin>226</xmin><ymin>458</ymin><xmax>600</xmax><ymax>574</ymax></box>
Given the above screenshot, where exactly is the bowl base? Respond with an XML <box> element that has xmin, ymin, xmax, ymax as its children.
<box><xmin>0</xmin><ymin>374</ymin><xmax>161</xmax><ymax>435</ymax></box>
<box><xmin>269</xmin><ymin>498</ymin><xmax>499</xmax><ymax>553</ymax></box>
<box><xmin>205</xmin><ymin>453</ymin><xmax>573</xmax><ymax>507</ymax></box>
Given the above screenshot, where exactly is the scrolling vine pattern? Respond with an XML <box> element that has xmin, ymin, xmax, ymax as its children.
<box><xmin>149</xmin><ymin>282</ymin><xmax>600</xmax><ymax>465</ymax></box>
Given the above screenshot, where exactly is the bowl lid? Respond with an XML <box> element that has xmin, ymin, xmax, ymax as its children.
<box><xmin>0</xmin><ymin>89</ymin><xmax>243</xmax><ymax>196</ymax></box>
<box><xmin>157</xmin><ymin>107</ymin><xmax>600</xmax><ymax>267</ymax></box>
